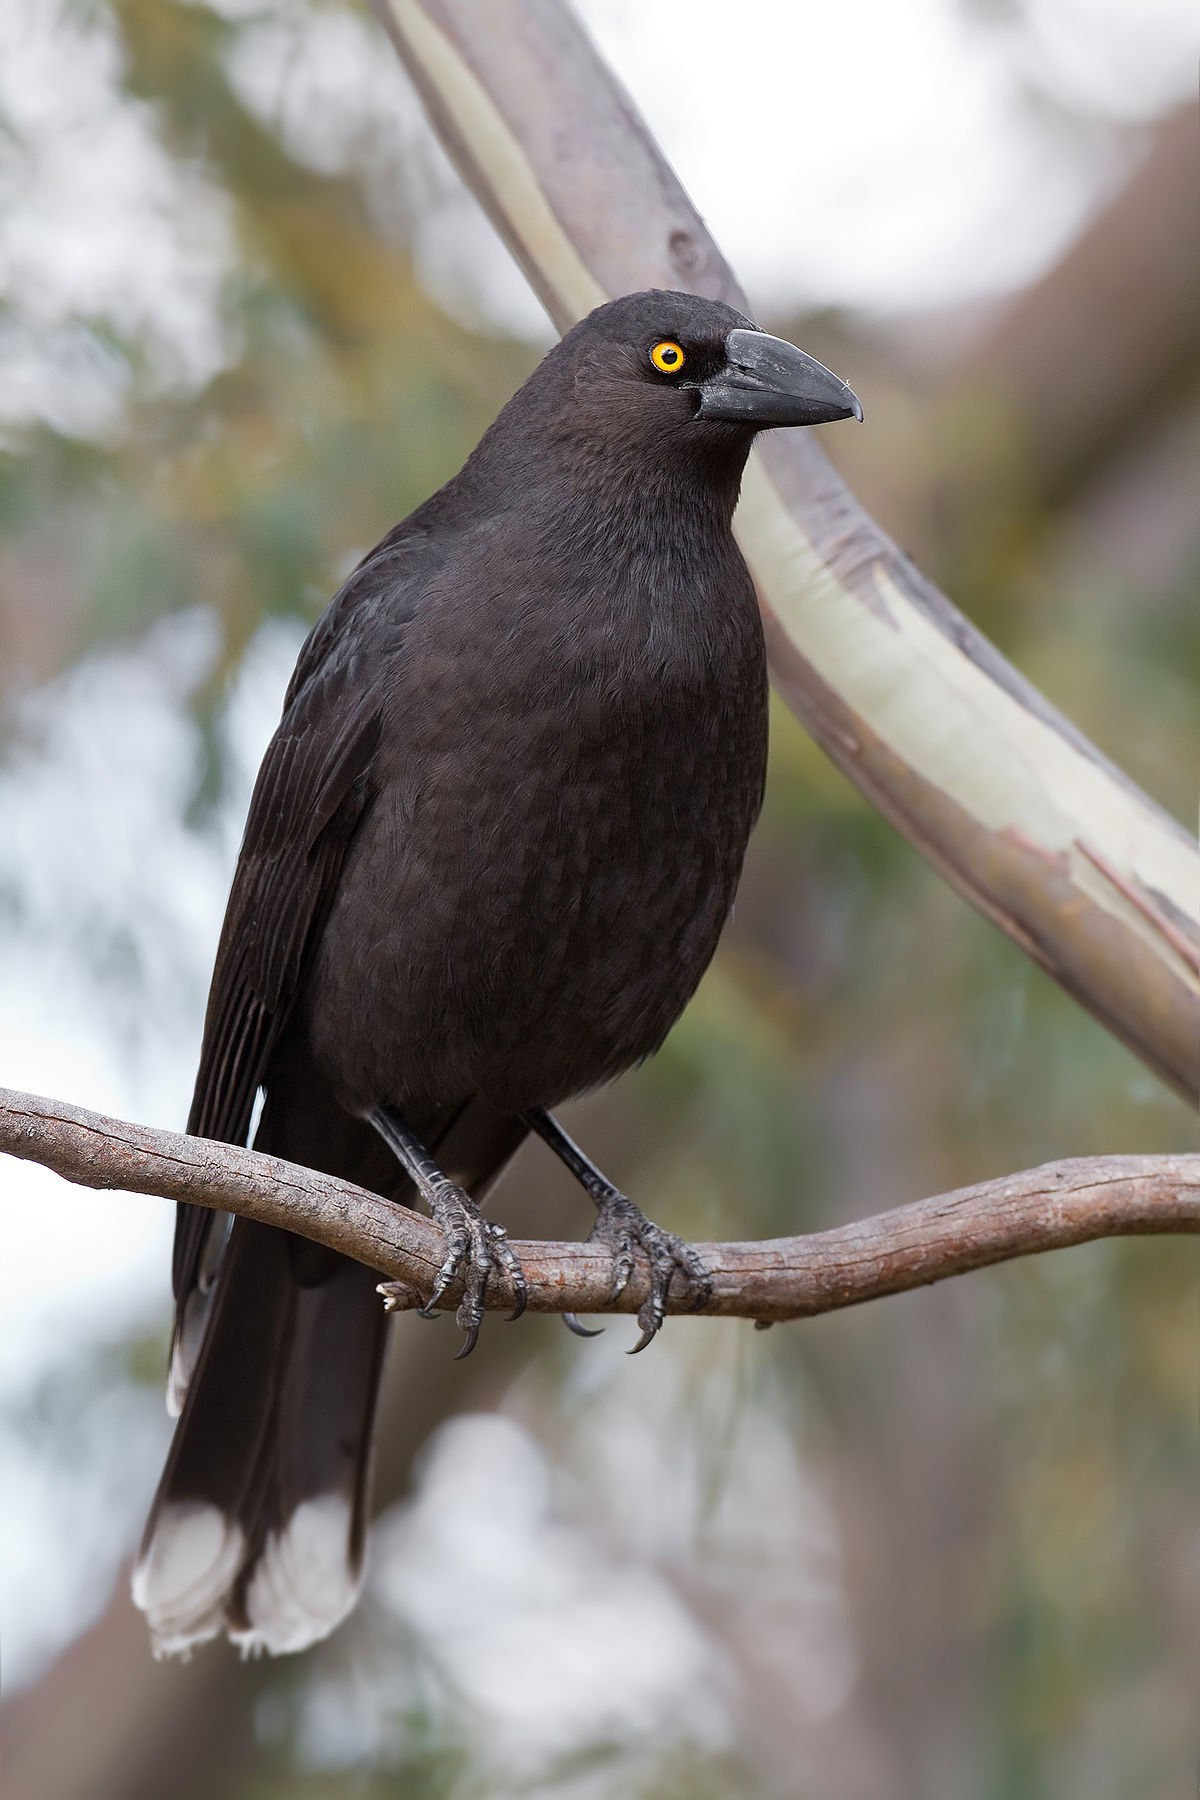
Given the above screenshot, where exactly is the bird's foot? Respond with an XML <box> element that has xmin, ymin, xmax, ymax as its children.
<box><xmin>414</xmin><ymin>1183</ymin><xmax>527</xmax><ymax>1357</ymax></box>
<box><xmin>588</xmin><ymin>1191</ymin><xmax>710</xmax><ymax>1354</ymax></box>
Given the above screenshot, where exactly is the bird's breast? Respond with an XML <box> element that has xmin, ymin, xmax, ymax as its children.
<box><xmin>309</xmin><ymin>549</ymin><xmax>768</xmax><ymax>1113</ymax></box>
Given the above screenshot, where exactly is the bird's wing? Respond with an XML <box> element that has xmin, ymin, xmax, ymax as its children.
<box><xmin>186</xmin><ymin>673</ymin><xmax>380</xmax><ymax>1144</ymax></box>
<box><xmin>172</xmin><ymin>545</ymin><xmax>420</xmax><ymax>1312</ymax></box>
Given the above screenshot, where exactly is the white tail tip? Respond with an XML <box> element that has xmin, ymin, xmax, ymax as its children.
<box><xmin>231</xmin><ymin>1494</ymin><xmax>362</xmax><ymax>1658</ymax></box>
<box><xmin>131</xmin><ymin>1503</ymin><xmax>245</xmax><ymax>1659</ymax></box>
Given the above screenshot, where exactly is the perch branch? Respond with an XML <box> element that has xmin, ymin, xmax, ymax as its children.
<box><xmin>368</xmin><ymin>0</ymin><xmax>1200</xmax><ymax>1101</ymax></box>
<box><xmin>3</xmin><ymin>1088</ymin><xmax>1196</xmax><ymax>1324</ymax></box>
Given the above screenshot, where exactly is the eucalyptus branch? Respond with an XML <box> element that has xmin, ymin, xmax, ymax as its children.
<box><xmin>3</xmin><ymin>1087</ymin><xmax>1195</xmax><ymax>1324</ymax></box>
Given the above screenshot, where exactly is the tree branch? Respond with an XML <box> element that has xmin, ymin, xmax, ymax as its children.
<box><xmin>368</xmin><ymin>0</ymin><xmax>1200</xmax><ymax>1102</ymax></box>
<box><xmin>3</xmin><ymin>1087</ymin><xmax>1196</xmax><ymax>1324</ymax></box>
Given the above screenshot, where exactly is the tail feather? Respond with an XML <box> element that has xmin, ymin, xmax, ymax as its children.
<box><xmin>134</xmin><ymin>1087</ymin><xmax>527</xmax><ymax>1658</ymax></box>
<box><xmin>232</xmin><ymin>1494</ymin><xmax>360</xmax><ymax>1658</ymax></box>
<box><xmin>167</xmin><ymin>1211</ymin><xmax>233</xmax><ymax>1417</ymax></box>
<box><xmin>131</xmin><ymin>1501</ymin><xmax>246</xmax><ymax>1656</ymax></box>
<box><xmin>229</xmin><ymin>1250</ymin><xmax>388</xmax><ymax>1656</ymax></box>
<box><xmin>134</xmin><ymin>1222</ymin><xmax>385</xmax><ymax>1659</ymax></box>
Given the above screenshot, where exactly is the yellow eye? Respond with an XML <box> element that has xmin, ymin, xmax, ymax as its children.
<box><xmin>649</xmin><ymin>340</ymin><xmax>685</xmax><ymax>374</ymax></box>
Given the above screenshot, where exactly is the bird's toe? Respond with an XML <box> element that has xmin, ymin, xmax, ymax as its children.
<box><xmin>419</xmin><ymin>1185</ymin><xmax>525</xmax><ymax>1353</ymax></box>
<box><xmin>586</xmin><ymin>1191</ymin><xmax>708</xmax><ymax>1351</ymax></box>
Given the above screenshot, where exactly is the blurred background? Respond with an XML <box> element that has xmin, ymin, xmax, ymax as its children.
<box><xmin>1</xmin><ymin>2</ymin><xmax>1197</xmax><ymax>1796</ymax></box>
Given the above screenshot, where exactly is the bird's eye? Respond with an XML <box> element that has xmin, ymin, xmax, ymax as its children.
<box><xmin>649</xmin><ymin>341</ymin><xmax>686</xmax><ymax>375</ymax></box>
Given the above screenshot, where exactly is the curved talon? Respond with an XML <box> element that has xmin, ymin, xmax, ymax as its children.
<box><xmin>422</xmin><ymin>1219</ymin><xmax>471</xmax><ymax>1319</ymax></box>
<box><xmin>451</xmin><ymin>1266</ymin><xmax>487</xmax><ymax>1357</ymax></box>
<box><xmin>563</xmin><ymin>1311</ymin><xmax>604</xmax><ymax>1338</ymax></box>
<box><xmin>627</xmin><ymin>1273</ymin><xmax>671</xmax><ymax>1353</ymax></box>
<box><xmin>418</xmin><ymin>1272</ymin><xmax>451</xmax><ymax>1317</ymax></box>
<box><xmin>418</xmin><ymin>1269</ymin><xmax>454</xmax><ymax>1317</ymax></box>
<box><xmin>626</xmin><ymin>1314</ymin><xmax>665</xmax><ymax>1354</ymax></box>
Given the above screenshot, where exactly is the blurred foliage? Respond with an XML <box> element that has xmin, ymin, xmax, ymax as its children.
<box><xmin>2</xmin><ymin>0</ymin><xmax>535</xmax><ymax>768</ymax></box>
<box><xmin>1</xmin><ymin>3</ymin><xmax>1196</xmax><ymax>1799</ymax></box>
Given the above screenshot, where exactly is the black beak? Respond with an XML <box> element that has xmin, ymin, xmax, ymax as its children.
<box><xmin>698</xmin><ymin>328</ymin><xmax>863</xmax><ymax>428</ymax></box>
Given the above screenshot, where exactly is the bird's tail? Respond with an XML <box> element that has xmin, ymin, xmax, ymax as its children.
<box><xmin>132</xmin><ymin>1219</ymin><xmax>387</xmax><ymax>1658</ymax></box>
<box><xmin>133</xmin><ymin>1081</ymin><xmax>527</xmax><ymax>1659</ymax></box>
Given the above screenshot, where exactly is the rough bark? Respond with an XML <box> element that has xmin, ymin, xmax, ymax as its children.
<box><xmin>3</xmin><ymin>1088</ymin><xmax>1196</xmax><ymax>1323</ymax></box>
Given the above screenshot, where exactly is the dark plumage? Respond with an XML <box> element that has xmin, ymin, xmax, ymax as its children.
<box><xmin>133</xmin><ymin>290</ymin><xmax>861</xmax><ymax>1657</ymax></box>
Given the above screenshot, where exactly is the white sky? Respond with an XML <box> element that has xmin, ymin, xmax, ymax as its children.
<box><xmin>583</xmin><ymin>0</ymin><xmax>1196</xmax><ymax>308</ymax></box>
<box><xmin>1</xmin><ymin>0</ymin><xmax>1197</xmax><ymax>1704</ymax></box>
<box><xmin>2</xmin><ymin>0</ymin><xmax>1197</xmax><ymax>428</ymax></box>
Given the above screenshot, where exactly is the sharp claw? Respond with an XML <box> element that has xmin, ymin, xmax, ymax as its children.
<box><xmin>624</xmin><ymin>1247</ymin><xmax>674</xmax><ymax>1353</ymax></box>
<box><xmin>493</xmin><ymin>1237</ymin><xmax>528</xmax><ymax>1322</ymax></box>
<box><xmin>416</xmin><ymin>1302</ymin><xmax>442</xmax><ymax>1321</ymax></box>
<box><xmin>419</xmin><ymin>1263</ymin><xmax>454</xmax><ymax>1316</ymax></box>
<box><xmin>424</xmin><ymin>1282</ymin><xmax>445</xmax><ymax>1313</ymax></box>
<box><xmin>563</xmin><ymin>1311</ymin><xmax>604</xmax><ymax>1338</ymax></box>
<box><xmin>452</xmin><ymin>1250</ymin><xmax>488</xmax><ymax>1358</ymax></box>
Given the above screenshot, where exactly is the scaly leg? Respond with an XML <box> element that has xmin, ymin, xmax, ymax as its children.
<box><xmin>370</xmin><ymin>1105</ymin><xmax>526</xmax><ymax>1358</ymax></box>
<box><xmin>522</xmin><ymin>1107</ymin><xmax>710</xmax><ymax>1353</ymax></box>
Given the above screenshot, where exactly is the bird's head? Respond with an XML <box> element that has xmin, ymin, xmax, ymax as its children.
<box><xmin>534</xmin><ymin>290</ymin><xmax>862</xmax><ymax>478</ymax></box>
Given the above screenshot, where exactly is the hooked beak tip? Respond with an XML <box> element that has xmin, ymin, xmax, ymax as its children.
<box><xmin>698</xmin><ymin>328</ymin><xmax>863</xmax><ymax>431</ymax></box>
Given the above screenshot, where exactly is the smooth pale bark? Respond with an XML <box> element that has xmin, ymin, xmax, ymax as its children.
<box><xmin>3</xmin><ymin>1090</ymin><xmax>1196</xmax><ymax>1322</ymax></box>
<box><xmin>368</xmin><ymin>0</ymin><xmax>1199</xmax><ymax>1102</ymax></box>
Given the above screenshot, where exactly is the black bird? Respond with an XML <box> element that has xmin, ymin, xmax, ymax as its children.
<box><xmin>133</xmin><ymin>290</ymin><xmax>861</xmax><ymax>1657</ymax></box>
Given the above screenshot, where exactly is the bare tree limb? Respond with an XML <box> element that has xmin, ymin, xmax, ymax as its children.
<box><xmin>368</xmin><ymin>0</ymin><xmax>1200</xmax><ymax>1102</ymax></box>
<box><xmin>3</xmin><ymin>1087</ymin><xmax>1196</xmax><ymax>1324</ymax></box>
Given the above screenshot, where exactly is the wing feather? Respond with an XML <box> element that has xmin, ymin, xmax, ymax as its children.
<box><xmin>170</xmin><ymin>539</ymin><xmax>422</xmax><ymax>1318</ymax></box>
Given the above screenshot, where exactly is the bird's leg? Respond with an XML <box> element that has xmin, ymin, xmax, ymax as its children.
<box><xmin>369</xmin><ymin>1105</ymin><xmax>526</xmax><ymax>1357</ymax></box>
<box><xmin>521</xmin><ymin>1108</ymin><xmax>711</xmax><ymax>1353</ymax></box>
